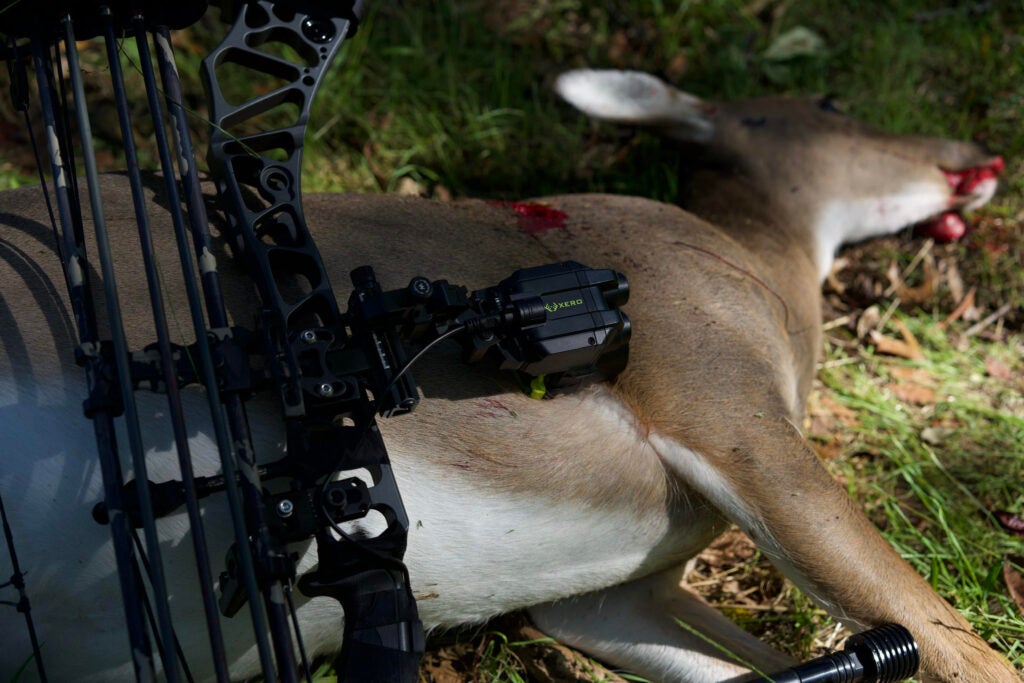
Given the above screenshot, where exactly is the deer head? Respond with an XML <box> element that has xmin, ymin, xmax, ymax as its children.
<box><xmin>555</xmin><ymin>69</ymin><xmax>1002</xmax><ymax>280</ymax></box>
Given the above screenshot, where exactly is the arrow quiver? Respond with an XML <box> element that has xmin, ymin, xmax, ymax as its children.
<box><xmin>0</xmin><ymin>2</ymin><xmax>631</xmax><ymax>681</ymax></box>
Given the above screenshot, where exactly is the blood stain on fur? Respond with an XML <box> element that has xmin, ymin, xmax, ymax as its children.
<box><xmin>474</xmin><ymin>397</ymin><xmax>517</xmax><ymax>418</ymax></box>
<box><xmin>491</xmin><ymin>201</ymin><xmax>568</xmax><ymax>234</ymax></box>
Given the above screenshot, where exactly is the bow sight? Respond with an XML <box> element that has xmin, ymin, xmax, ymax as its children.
<box><xmin>0</xmin><ymin>1</ymin><xmax>630</xmax><ymax>681</ymax></box>
<box><xmin>341</xmin><ymin>260</ymin><xmax>631</xmax><ymax>414</ymax></box>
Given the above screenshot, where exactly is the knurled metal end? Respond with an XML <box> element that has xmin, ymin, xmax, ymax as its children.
<box><xmin>318</xmin><ymin>383</ymin><xmax>334</xmax><ymax>398</ymax></box>
<box><xmin>847</xmin><ymin>623</ymin><xmax>919</xmax><ymax>682</ymax></box>
<box><xmin>300</xmin><ymin>329</ymin><xmax>317</xmax><ymax>344</ymax></box>
<box><xmin>276</xmin><ymin>499</ymin><xmax>294</xmax><ymax>518</ymax></box>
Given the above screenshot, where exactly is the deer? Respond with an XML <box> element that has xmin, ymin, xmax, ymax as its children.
<box><xmin>0</xmin><ymin>68</ymin><xmax>1016</xmax><ymax>683</ymax></box>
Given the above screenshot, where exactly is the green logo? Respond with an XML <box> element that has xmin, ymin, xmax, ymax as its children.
<box><xmin>544</xmin><ymin>298</ymin><xmax>584</xmax><ymax>314</ymax></box>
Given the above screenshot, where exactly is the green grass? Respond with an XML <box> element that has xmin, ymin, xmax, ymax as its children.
<box><xmin>817</xmin><ymin>320</ymin><xmax>1024</xmax><ymax>660</ymax></box>
<box><xmin>2</xmin><ymin>1</ymin><xmax>1024</xmax><ymax>680</ymax></box>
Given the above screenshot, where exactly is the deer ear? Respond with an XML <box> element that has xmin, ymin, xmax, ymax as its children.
<box><xmin>555</xmin><ymin>69</ymin><xmax>714</xmax><ymax>143</ymax></box>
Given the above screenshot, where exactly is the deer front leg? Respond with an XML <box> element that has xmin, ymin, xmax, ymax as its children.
<box><xmin>653</xmin><ymin>416</ymin><xmax>1020</xmax><ymax>682</ymax></box>
<box><xmin>528</xmin><ymin>565</ymin><xmax>795</xmax><ymax>683</ymax></box>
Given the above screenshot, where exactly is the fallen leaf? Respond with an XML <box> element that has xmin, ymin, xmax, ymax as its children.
<box><xmin>1004</xmin><ymin>559</ymin><xmax>1024</xmax><ymax>615</ymax></box>
<box><xmin>887</xmin><ymin>366</ymin><xmax>936</xmax><ymax>405</ymax></box>
<box><xmin>829</xmin><ymin>397</ymin><xmax>859</xmax><ymax>427</ymax></box>
<box><xmin>892</xmin><ymin>318</ymin><xmax>924</xmax><ymax>357</ymax></box>
<box><xmin>396</xmin><ymin>176</ymin><xmax>427</xmax><ymax>196</ymax></box>
<box><xmin>943</xmin><ymin>258</ymin><xmax>965</xmax><ymax>307</ymax></box>
<box><xmin>808</xmin><ymin>413</ymin><xmax>833</xmax><ymax>435</ymax></box>
<box><xmin>697</xmin><ymin>529</ymin><xmax>757</xmax><ymax>569</ymax></box>
<box><xmin>985</xmin><ymin>357</ymin><xmax>1013</xmax><ymax>381</ymax></box>
<box><xmin>814</xmin><ymin>439</ymin><xmax>845</xmax><ymax>461</ymax></box>
<box><xmin>941</xmin><ymin>285</ymin><xmax>978</xmax><ymax>329</ymax></box>
<box><xmin>887</xmin><ymin>254</ymin><xmax>939</xmax><ymax>305</ymax></box>
<box><xmin>869</xmin><ymin>330</ymin><xmax>924</xmax><ymax>360</ymax></box>
<box><xmin>887</xmin><ymin>382</ymin><xmax>936</xmax><ymax>405</ymax></box>
<box><xmin>857</xmin><ymin>305</ymin><xmax>881</xmax><ymax>339</ymax></box>
<box><xmin>826</xmin><ymin>256</ymin><xmax>850</xmax><ymax>294</ymax></box>
<box><xmin>419</xmin><ymin>643</ymin><xmax>475</xmax><ymax>683</ymax></box>
<box><xmin>513</xmin><ymin>623</ymin><xmax>628</xmax><ymax>683</ymax></box>
<box><xmin>891</xmin><ymin>366</ymin><xmax>934</xmax><ymax>384</ymax></box>
<box><xmin>665</xmin><ymin>53</ymin><xmax>688</xmax><ymax>82</ymax></box>
<box><xmin>762</xmin><ymin>26</ymin><xmax>826</xmax><ymax>61</ymax></box>
<box><xmin>995</xmin><ymin>511</ymin><xmax>1024</xmax><ymax>537</ymax></box>
<box><xmin>806</xmin><ymin>395</ymin><xmax>860</xmax><ymax>436</ymax></box>
<box><xmin>921</xmin><ymin>426</ymin><xmax>956</xmax><ymax>446</ymax></box>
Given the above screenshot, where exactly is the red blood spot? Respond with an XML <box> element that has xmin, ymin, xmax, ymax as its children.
<box><xmin>942</xmin><ymin>160</ymin><xmax>1002</xmax><ymax>194</ymax></box>
<box><xmin>491</xmin><ymin>201</ymin><xmax>568</xmax><ymax>234</ymax></box>
<box><xmin>959</xmin><ymin>167</ymin><xmax>997</xmax><ymax>195</ymax></box>
<box><xmin>473</xmin><ymin>397</ymin><xmax>513</xmax><ymax>419</ymax></box>
<box><xmin>944</xmin><ymin>166</ymin><xmax>997</xmax><ymax>196</ymax></box>
<box><xmin>916</xmin><ymin>212</ymin><xmax>966</xmax><ymax>242</ymax></box>
<box><xmin>942</xmin><ymin>169</ymin><xmax>966</xmax><ymax>189</ymax></box>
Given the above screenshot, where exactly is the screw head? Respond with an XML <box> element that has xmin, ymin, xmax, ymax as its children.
<box><xmin>300</xmin><ymin>329</ymin><xmax>317</xmax><ymax>344</ymax></box>
<box><xmin>325</xmin><ymin>486</ymin><xmax>346</xmax><ymax>508</ymax></box>
<box><xmin>318</xmin><ymin>383</ymin><xmax>334</xmax><ymax>398</ymax></box>
<box><xmin>302</xmin><ymin>16</ymin><xmax>336</xmax><ymax>44</ymax></box>
<box><xmin>409</xmin><ymin>276</ymin><xmax>433</xmax><ymax>299</ymax></box>
<box><xmin>276</xmin><ymin>499</ymin><xmax>294</xmax><ymax>518</ymax></box>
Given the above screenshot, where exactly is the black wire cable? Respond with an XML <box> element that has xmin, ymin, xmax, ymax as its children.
<box><xmin>96</xmin><ymin>15</ymin><xmax>185</xmax><ymax>679</ymax></box>
<box><xmin>129</xmin><ymin>14</ymin><xmax>232</xmax><ymax>680</ymax></box>
<box><xmin>50</xmin><ymin>38</ymin><xmax>83</xmax><ymax>241</ymax></box>
<box><xmin>150</xmin><ymin>23</ymin><xmax>280</xmax><ymax>682</ymax></box>
<box><xmin>284</xmin><ymin>583</ymin><xmax>314</xmax><ymax>683</ymax></box>
<box><xmin>30</xmin><ymin>28</ymin><xmax>157</xmax><ymax>681</ymax></box>
<box><xmin>378</xmin><ymin>325</ymin><xmax>467</xmax><ymax>406</ymax></box>
<box><xmin>131</xmin><ymin>532</ymin><xmax>197</xmax><ymax>683</ymax></box>
<box><xmin>0</xmin><ymin>491</ymin><xmax>47</xmax><ymax>682</ymax></box>
<box><xmin>63</xmin><ymin>11</ymin><xmax>181</xmax><ymax>680</ymax></box>
<box><xmin>7</xmin><ymin>38</ymin><xmax>60</xmax><ymax>267</ymax></box>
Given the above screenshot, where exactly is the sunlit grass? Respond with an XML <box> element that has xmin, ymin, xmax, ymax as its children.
<box><xmin>816</xmin><ymin>315</ymin><xmax>1024</xmax><ymax>670</ymax></box>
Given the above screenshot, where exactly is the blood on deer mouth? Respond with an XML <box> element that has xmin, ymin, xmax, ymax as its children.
<box><xmin>915</xmin><ymin>156</ymin><xmax>1004</xmax><ymax>242</ymax></box>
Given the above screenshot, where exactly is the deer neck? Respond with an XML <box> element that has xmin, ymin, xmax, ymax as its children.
<box><xmin>684</xmin><ymin>166</ymin><xmax>917</xmax><ymax>283</ymax></box>
<box><xmin>683</xmin><ymin>169</ymin><xmax>825</xmax><ymax>285</ymax></box>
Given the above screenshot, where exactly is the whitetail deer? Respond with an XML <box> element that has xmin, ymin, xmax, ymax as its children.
<box><xmin>0</xmin><ymin>69</ymin><xmax>1015</xmax><ymax>682</ymax></box>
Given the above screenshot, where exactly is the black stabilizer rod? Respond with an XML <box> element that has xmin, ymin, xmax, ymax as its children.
<box><xmin>761</xmin><ymin>624</ymin><xmax>919</xmax><ymax>683</ymax></box>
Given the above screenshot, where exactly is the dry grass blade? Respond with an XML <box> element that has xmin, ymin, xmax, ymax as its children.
<box><xmin>941</xmin><ymin>286</ymin><xmax>977</xmax><ymax>328</ymax></box>
<box><xmin>965</xmin><ymin>302</ymin><xmax>1013</xmax><ymax>338</ymax></box>
<box><xmin>1004</xmin><ymin>559</ymin><xmax>1024</xmax><ymax>617</ymax></box>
